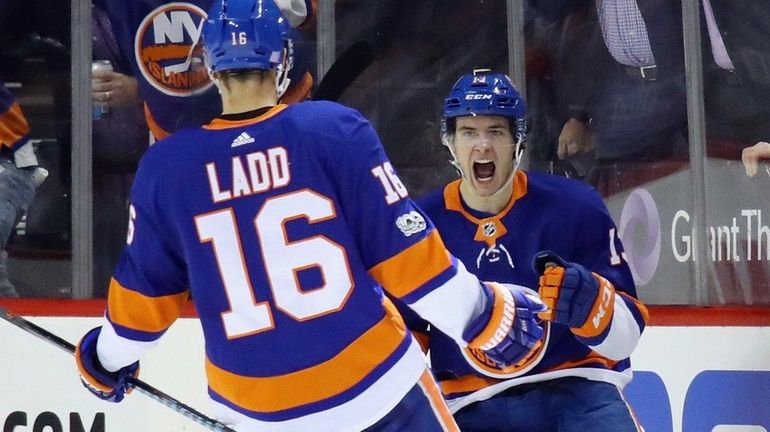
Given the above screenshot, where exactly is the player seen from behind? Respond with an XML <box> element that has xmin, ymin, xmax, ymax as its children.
<box><xmin>73</xmin><ymin>3</ymin><xmax>549</xmax><ymax>431</ymax></box>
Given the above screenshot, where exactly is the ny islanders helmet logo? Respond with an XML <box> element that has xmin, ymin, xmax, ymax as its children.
<box><xmin>134</xmin><ymin>3</ymin><xmax>213</xmax><ymax>97</ymax></box>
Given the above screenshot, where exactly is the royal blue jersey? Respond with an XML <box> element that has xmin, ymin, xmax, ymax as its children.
<box><xmin>401</xmin><ymin>171</ymin><xmax>649</xmax><ymax>412</ymax></box>
<box><xmin>95</xmin><ymin>0</ymin><xmax>315</xmax><ymax>140</ymax></box>
<box><xmin>97</xmin><ymin>101</ymin><xmax>490</xmax><ymax>431</ymax></box>
<box><xmin>0</xmin><ymin>80</ymin><xmax>30</xmax><ymax>152</ymax></box>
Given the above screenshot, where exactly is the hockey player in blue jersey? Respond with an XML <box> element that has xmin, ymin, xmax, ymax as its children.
<box><xmin>73</xmin><ymin>3</ymin><xmax>549</xmax><ymax>431</ymax></box>
<box><xmin>398</xmin><ymin>69</ymin><xmax>649</xmax><ymax>431</ymax></box>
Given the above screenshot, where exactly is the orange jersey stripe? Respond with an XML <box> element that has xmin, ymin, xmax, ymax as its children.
<box><xmin>418</xmin><ymin>370</ymin><xmax>460</xmax><ymax>432</ymax></box>
<box><xmin>368</xmin><ymin>230</ymin><xmax>452</xmax><ymax>299</ymax></box>
<box><xmin>0</xmin><ymin>102</ymin><xmax>31</xmax><ymax>148</ymax></box>
<box><xmin>107</xmin><ymin>278</ymin><xmax>189</xmax><ymax>332</ymax></box>
<box><xmin>205</xmin><ymin>313</ymin><xmax>408</xmax><ymax>413</ymax></box>
<box><xmin>204</xmin><ymin>105</ymin><xmax>289</xmax><ymax>130</ymax></box>
<box><xmin>545</xmin><ymin>350</ymin><xmax>618</xmax><ymax>372</ymax></box>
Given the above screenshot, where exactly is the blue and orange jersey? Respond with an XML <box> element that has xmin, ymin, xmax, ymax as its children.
<box><xmin>0</xmin><ymin>80</ymin><xmax>31</xmax><ymax>152</ymax></box>
<box><xmin>400</xmin><ymin>171</ymin><xmax>649</xmax><ymax>412</ymax></box>
<box><xmin>95</xmin><ymin>0</ymin><xmax>315</xmax><ymax>140</ymax></box>
<box><xmin>98</xmin><ymin>101</ymin><xmax>489</xmax><ymax>431</ymax></box>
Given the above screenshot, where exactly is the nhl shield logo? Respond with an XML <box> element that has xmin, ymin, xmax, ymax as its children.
<box><xmin>134</xmin><ymin>3</ymin><xmax>213</xmax><ymax>97</ymax></box>
<box><xmin>482</xmin><ymin>221</ymin><xmax>497</xmax><ymax>237</ymax></box>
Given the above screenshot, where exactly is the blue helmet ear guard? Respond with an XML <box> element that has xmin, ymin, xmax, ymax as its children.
<box><xmin>202</xmin><ymin>0</ymin><xmax>292</xmax><ymax>74</ymax></box>
<box><xmin>442</xmin><ymin>69</ymin><xmax>527</xmax><ymax>142</ymax></box>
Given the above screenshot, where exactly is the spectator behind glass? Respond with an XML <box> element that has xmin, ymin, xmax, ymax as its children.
<box><xmin>93</xmin><ymin>0</ymin><xmax>316</xmax><ymax>141</ymax></box>
<box><xmin>0</xmin><ymin>80</ymin><xmax>48</xmax><ymax>297</ymax></box>
<box><xmin>533</xmin><ymin>0</ymin><xmax>688</xmax><ymax>179</ymax></box>
<box><xmin>91</xmin><ymin>3</ymin><xmax>151</xmax><ymax>298</ymax></box>
<box><xmin>742</xmin><ymin>142</ymin><xmax>770</xmax><ymax>178</ymax></box>
<box><xmin>700</xmin><ymin>0</ymin><xmax>770</xmax><ymax>156</ymax></box>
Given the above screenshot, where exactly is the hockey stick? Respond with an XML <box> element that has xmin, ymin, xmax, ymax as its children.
<box><xmin>0</xmin><ymin>307</ymin><xmax>235</xmax><ymax>432</ymax></box>
<box><xmin>312</xmin><ymin>40</ymin><xmax>374</xmax><ymax>102</ymax></box>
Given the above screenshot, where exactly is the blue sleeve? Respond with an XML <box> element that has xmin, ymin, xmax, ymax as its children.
<box><xmin>573</xmin><ymin>186</ymin><xmax>637</xmax><ymax>297</ymax></box>
<box><xmin>106</xmin><ymin>146</ymin><xmax>189</xmax><ymax>340</ymax></box>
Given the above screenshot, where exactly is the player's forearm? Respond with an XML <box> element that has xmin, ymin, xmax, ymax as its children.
<box><xmin>97</xmin><ymin>320</ymin><xmax>160</xmax><ymax>372</ymax></box>
<box><xmin>577</xmin><ymin>295</ymin><xmax>645</xmax><ymax>360</ymax></box>
<box><xmin>406</xmin><ymin>260</ymin><xmax>486</xmax><ymax>345</ymax></box>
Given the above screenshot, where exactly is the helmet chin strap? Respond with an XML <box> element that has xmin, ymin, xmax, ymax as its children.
<box><xmin>443</xmin><ymin>133</ymin><xmax>526</xmax><ymax>198</ymax></box>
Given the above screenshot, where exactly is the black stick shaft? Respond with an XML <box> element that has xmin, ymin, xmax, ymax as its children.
<box><xmin>0</xmin><ymin>307</ymin><xmax>235</xmax><ymax>432</ymax></box>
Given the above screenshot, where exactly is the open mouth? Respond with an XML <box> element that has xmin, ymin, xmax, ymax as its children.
<box><xmin>473</xmin><ymin>160</ymin><xmax>496</xmax><ymax>182</ymax></box>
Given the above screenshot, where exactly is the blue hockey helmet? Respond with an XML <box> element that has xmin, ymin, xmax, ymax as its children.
<box><xmin>442</xmin><ymin>69</ymin><xmax>526</xmax><ymax>141</ymax></box>
<box><xmin>202</xmin><ymin>0</ymin><xmax>291</xmax><ymax>73</ymax></box>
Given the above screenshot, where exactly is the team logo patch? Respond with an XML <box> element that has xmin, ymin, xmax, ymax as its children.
<box><xmin>134</xmin><ymin>2</ymin><xmax>213</xmax><ymax>97</ymax></box>
<box><xmin>482</xmin><ymin>221</ymin><xmax>498</xmax><ymax>237</ymax></box>
<box><xmin>396</xmin><ymin>211</ymin><xmax>426</xmax><ymax>237</ymax></box>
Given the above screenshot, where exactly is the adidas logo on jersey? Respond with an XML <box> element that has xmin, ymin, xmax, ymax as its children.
<box><xmin>231</xmin><ymin>132</ymin><xmax>256</xmax><ymax>147</ymax></box>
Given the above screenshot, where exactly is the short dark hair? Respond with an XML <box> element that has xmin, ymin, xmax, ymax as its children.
<box><xmin>218</xmin><ymin>69</ymin><xmax>273</xmax><ymax>91</ymax></box>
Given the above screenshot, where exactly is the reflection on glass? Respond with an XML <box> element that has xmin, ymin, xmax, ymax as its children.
<box><xmin>333</xmin><ymin>0</ymin><xmax>509</xmax><ymax>197</ymax></box>
<box><xmin>525</xmin><ymin>0</ymin><xmax>688</xmax><ymax>185</ymax></box>
<box><xmin>700</xmin><ymin>0</ymin><xmax>770</xmax><ymax>305</ymax></box>
<box><xmin>89</xmin><ymin>1</ymin><xmax>318</xmax><ymax>298</ymax></box>
<box><xmin>0</xmin><ymin>1</ymin><xmax>72</xmax><ymax>298</ymax></box>
<box><xmin>91</xmin><ymin>3</ymin><xmax>149</xmax><ymax>298</ymax></box>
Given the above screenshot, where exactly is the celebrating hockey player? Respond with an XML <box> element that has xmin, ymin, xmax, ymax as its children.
<box><xmin>73</xmin><ymin>3</ymin><xmax>549</xmax><ymax>431</ymax></box>
<box><xmin>396</xmin><ymin>69</ymin><xmax>649</xmax><ymax>431</ymax></box>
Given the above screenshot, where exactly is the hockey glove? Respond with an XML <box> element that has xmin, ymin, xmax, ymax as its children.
<box><xmin>75</xmin><ymin>326</ymin><xmax>139</xmax><ymax>403</ymax></box>
<box><xmin>463</xmin><ymin>282</ymin><xmax>547</xmax><ymax>368</ymax></box>
<box><xmin>533</xmin><ymin>251</ymin><xmax>615</xmax><ymax>338</ymax></box>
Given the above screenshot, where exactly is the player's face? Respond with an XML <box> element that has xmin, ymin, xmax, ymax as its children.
<box><xmin>451</xmin><ymin>116</ymin><xmax>515</xmax><ymax>197</ymax></box>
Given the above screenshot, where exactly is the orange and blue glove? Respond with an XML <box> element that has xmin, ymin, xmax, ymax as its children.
<box><xmin>75</xmin><ymin>326</ymin><xmax>139</xmax><ymax>403</ymax></box>
<box><xmin>533</xmin><ymin>251</ymin><xmax>615</xmax><ymax>339</ymax></box>
<box><xmin>463</xmin><ymin>282</ymin><xmax>547</xmax><ymax>368</ymax></box>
